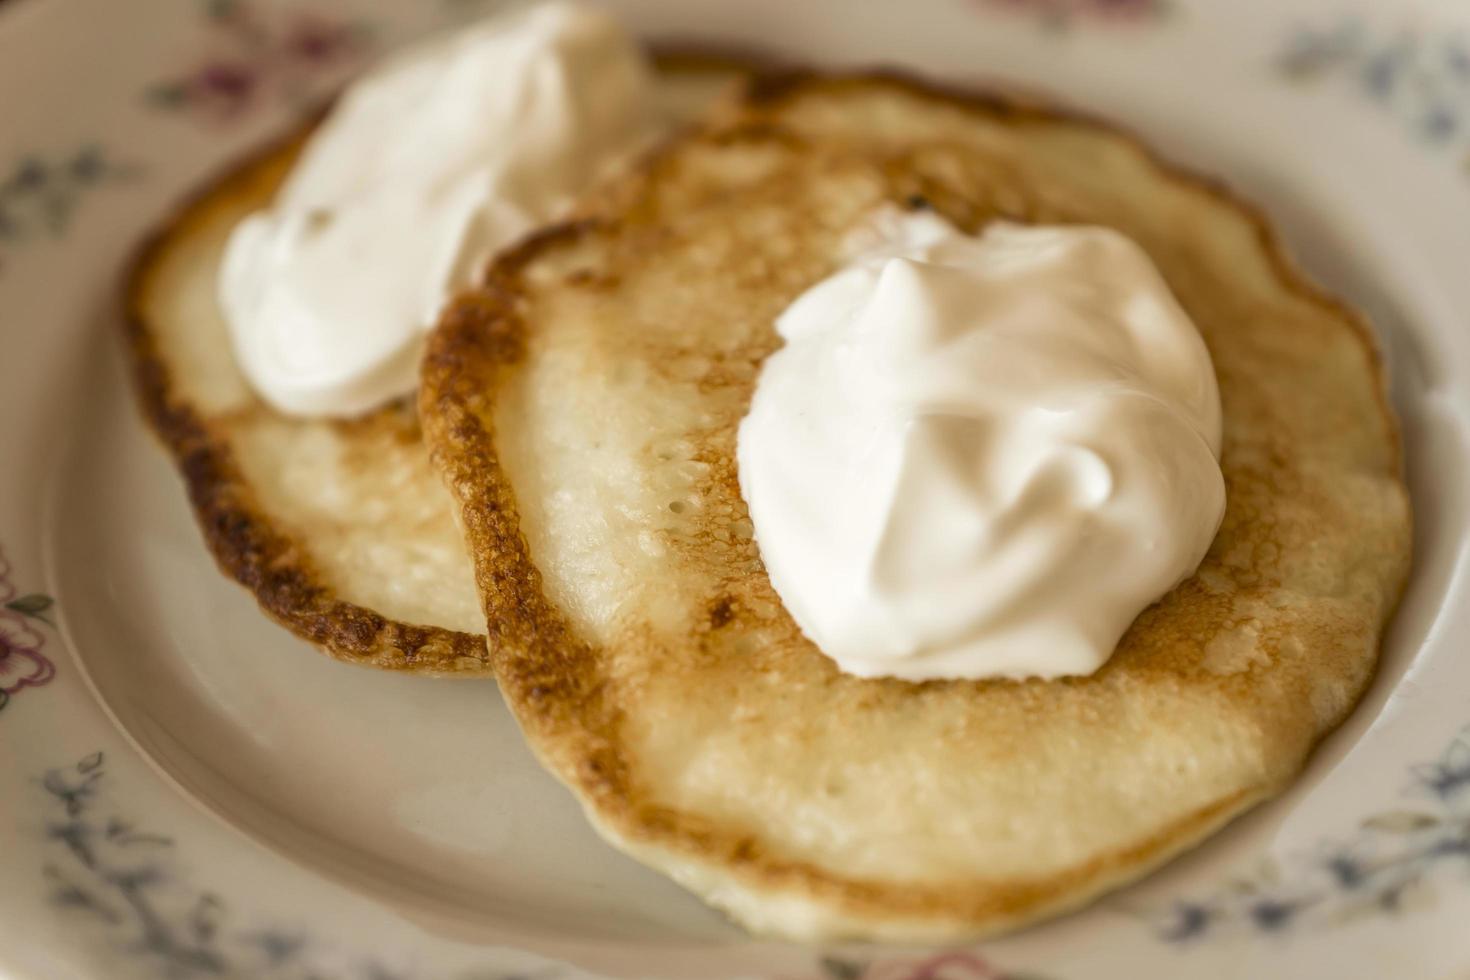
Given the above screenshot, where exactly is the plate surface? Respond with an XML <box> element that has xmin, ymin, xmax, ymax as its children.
<box><xmin>3</xmin><ymin>1</ymin><xmax>1470</xmax><ymax>978</ymax></box>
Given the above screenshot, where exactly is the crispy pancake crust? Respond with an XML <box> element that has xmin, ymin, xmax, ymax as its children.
<box><xmin>421</xmin><ymin>71</ymin><xmax>1410</xmax><ymax>939</ymax></box>
<box><xmin>121</xmin><ymin>54</ymin><xmax>754</xmax><ymax>674</ymax></box>
<box><xmin>123</xmin><ymin>129</ymin><xmax>487</xmax><ymax>673</ymax></box>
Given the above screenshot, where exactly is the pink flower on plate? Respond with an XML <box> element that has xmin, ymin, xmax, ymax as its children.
<box><xmin>976</xmin><ymin>0</ymin><xmax>1168</xmax><ymax>29</ymax></box>
<box><xmin>180</xmin><ymin>60</ymin><xmax>261</xmax><ymax>121</ymax></box>
<box><xmin>0</xmin><ymin>546</ymin><xmax>14</xmax><ymax>604</ymax></box>
<box><xmin>1071</xmin><ymin>0</ymin><xmax>1164</xmax><ymax>19</ymax></box>
<box><xmin>147</xmin><ymin>1</ymin><xmax>373</xmax><ymax>126</ymax></box>
<box><xmin>0</xmin><ymin>545</ymin><xmax>57</xmax><ymax>709</ymax></box>
<box><xmin>0</xmin><ymin>608</ymin><xmax>54</xmax><ymax>695</ymax></box>
<box><xmin>783</xmin><ymin>950</ymin><xmax>1047</xmax><ymax>980</ymax></box>
<box><xmin>865</xmin><ymin>951</ymin><xmax>1005</xmax><ymax>980</ymax></box>
<box><xmin>281</xmin><ymin>12</ymin><xmax>363</xmax><ymax>66</ymax></box>
<box><xmin>273</xmin><ymin>12</ymin><xmax>370</xmax><ymax>106</ymax></box>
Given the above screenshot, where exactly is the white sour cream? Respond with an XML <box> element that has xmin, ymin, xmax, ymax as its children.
<box><xmin>219</xmin><ymin>2</ymin><xmax>657</xmax><ymax>416</ymax></box>
<box><xmin>737</xmin><ymin>208</ymin><xmax>1226</xmax><ymax>681</ymax></box>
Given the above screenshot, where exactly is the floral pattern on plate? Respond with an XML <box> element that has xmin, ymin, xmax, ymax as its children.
<box><xmin>0</xmin><ymin>545</ymin><xmax>56</xmax><ymax>713</ymax></box>
<box><xmin>1154</xmin><ymin>723</ymin><xmax>1470</xmax><ymax>942</ymax></box>
<box><xmin>970</xmin><ymin>0</ymin><xmax>1169</xmax><ymax>32</ymax></box>
<box><xmin>38</xmin><ymin>750</ymin><xmax>1051</xmax><ymax>980</ymax></box>
<box><xmin>40</xmin><ymin>751</ymin><xmax>489</xmax><ymax>980</ymax></box>
<box><xmin>146</xmin><ymin>0</ymin><xmax>374</xmax><ymax>125</ymax></box>
<box><xmin>0</xmin><ymin>146</ymin><xmax>137</xmax><ymax>278</ymax></box>
<box><xmin>818</xmin><ymin>952</ymin><xmax>1054</xmax><ymax>980</ymax></box>
<box><xmin>5</xmin><ymin>0</ymin><xmax>1470</xmax><ymax>976</ymax></box>
<box><xmin>1278</xmin><ymin>16</ymin><xmax>1470</xmax><ymax>161</ymax></box>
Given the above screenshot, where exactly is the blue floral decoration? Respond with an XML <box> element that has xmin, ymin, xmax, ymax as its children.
<box><xmin>38</xmin><ymin>752</ymin><xmax>568</xmax><ymax>979</ymax></box>
<box><xmin>0</xmin><ymin>146</ymin><xmax>137</xmax><ymax>275</ymax></box>
<box><xmin>36</xmin><ymin>748</ymin><xmax>1068</xmax><ymax>979</ymax></box>
<box><xmin>1277</xmin><ymin>17</ymin><xmax>1470</xmax><ymax>155</ymax></box>
<box><xmin>1152</xmin><ymin>723</ymin><xmax>1470</xmax><ymax>942</ymax></box>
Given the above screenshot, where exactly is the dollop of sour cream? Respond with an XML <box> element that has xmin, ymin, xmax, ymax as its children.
<box><xmin>219</xmin><ymin>2</ymin><xmax>656</xmax><ymax>416</ymax></box>
<box><xmin>737</xmin><ymin>208</ymin><xmax>1226</xmax><ymax>681</ymax></box>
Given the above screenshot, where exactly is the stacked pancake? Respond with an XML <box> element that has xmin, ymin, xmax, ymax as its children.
<box><xmin>125</xmin><ymin>5</ymin><xmax>1410</xmax><ymax>943</ymax></box>
<box><xmin>125</xmin><ymin>47</ymin><xmax>747</xmax><ymax>673</ymax></box>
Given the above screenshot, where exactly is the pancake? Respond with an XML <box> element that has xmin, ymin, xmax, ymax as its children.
<box><xmin>122</xmin><ymin>53</ymin><xmax>751</xmax><ymax>674</ymax></box>
<box><xmin>419</xmin><ymin>72</ymin><xmax>1411</xmax><ymax>938</ymax></box>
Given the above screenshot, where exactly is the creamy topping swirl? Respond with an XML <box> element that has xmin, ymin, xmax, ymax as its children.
<box><xmin>737</xmin><ymin>208</ymin><xmax>1226</xmax><ymax>681</ymax></box>
<box><xmin>219</xmin><ymin>2</ymin><xmax>656</xmax><ymax>416</ymax></box>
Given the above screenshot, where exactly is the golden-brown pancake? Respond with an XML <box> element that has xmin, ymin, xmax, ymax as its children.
<box><xmin>420</xmin><ymin>72</ymin><xmax>1411</xmax><ymax>937</ymax></box>
<box><xmin>122</xmin><ymin>54</ymin><xmax>751</xmax><ymax>674</ymax></box>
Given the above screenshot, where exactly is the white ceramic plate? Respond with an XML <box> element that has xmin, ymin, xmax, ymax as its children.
<box><xmin>4</xmin><ymin>0</ymin><xmax>1469</xmax><ymax>977</ymax></box>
